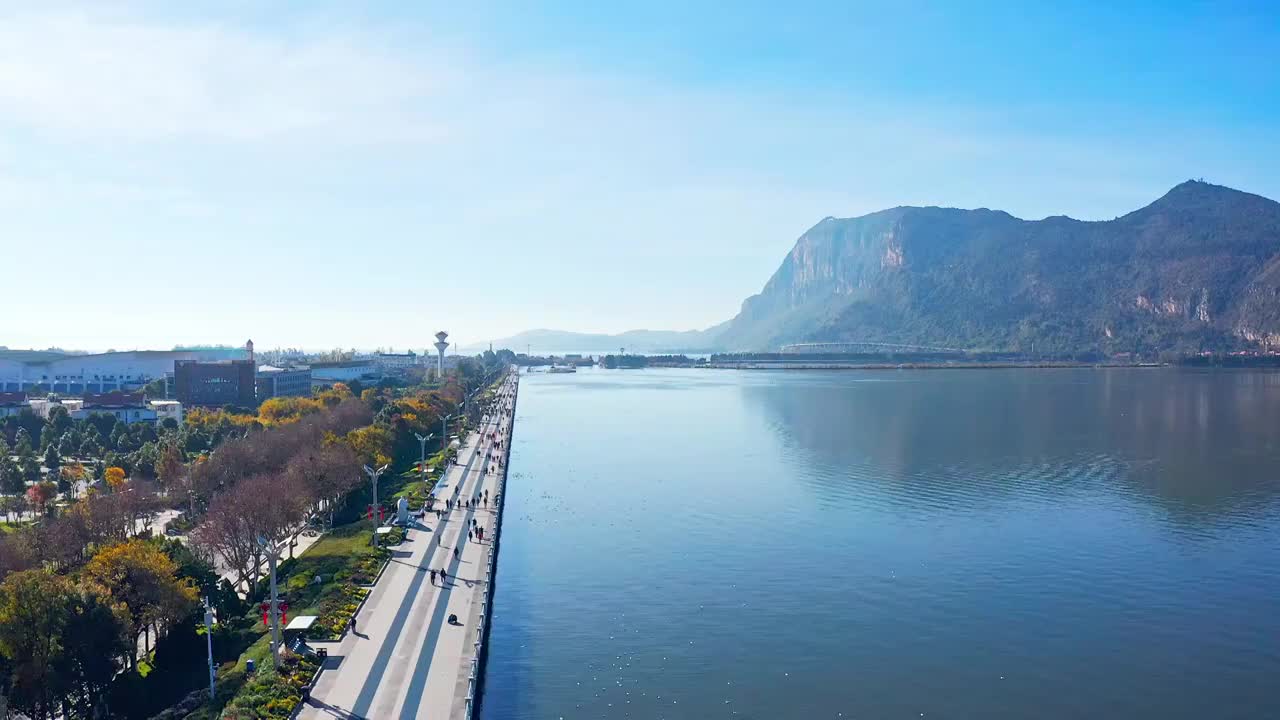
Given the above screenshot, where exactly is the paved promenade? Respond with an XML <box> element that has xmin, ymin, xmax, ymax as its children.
<box><xmin>300</xmin><ymin>373</ymin><xmax>517</xmax><ymax>720</ymax></box>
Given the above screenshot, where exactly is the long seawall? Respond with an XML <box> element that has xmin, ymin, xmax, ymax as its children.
<box><xmin>463</xmin><ymin>369</ymin><xmax>518</xmax><ymax>719</ymax></box>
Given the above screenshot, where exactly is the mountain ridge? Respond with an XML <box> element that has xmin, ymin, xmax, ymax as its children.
<box><xmin>714</xmin><ymin>180</ymin><xmax>1280</xmax><ymax>354</ymax></box>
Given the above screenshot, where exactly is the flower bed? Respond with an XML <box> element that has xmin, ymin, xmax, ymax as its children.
<box><xmin>219</xmin><ymin>650</ymin><xmax>318</xmax><ymax>720</ymax></box>
<box><xmin>342</xmin><ymin>547</ymin><xmax>389</xmax><ymax>586</ymax></box>
<box><xmin>382</xmin><ymin>526</ymin><xmax>407</xmax><ymax>546</ymax></box>
<box><xmin>306</xmin><ymin>583</ymin><xmax>369</xmax><ymax>640</ymax></box>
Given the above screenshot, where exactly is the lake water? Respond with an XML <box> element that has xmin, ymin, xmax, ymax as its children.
<box><xmin>482</xmin><ymin>367</ymin><xmax>1280</xmax><ymax>719</ymax></box>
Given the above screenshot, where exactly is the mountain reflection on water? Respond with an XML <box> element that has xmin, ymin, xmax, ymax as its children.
<box><xmin>746</xmin><ymin>368</ymin><xmax>1280</xmax><ymax>524</ymax></box>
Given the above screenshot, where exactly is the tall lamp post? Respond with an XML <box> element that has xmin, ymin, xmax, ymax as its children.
<box><xmin>440</xmin><ymin>412</ymin><xmax>456</xmax><ymax>453</ymax></box>
<box><xmin>203</xmin><ymin>597</ymin><xmax>216</xmax><ymax>698</ymax></box>
<box><xmin>256</xmin><ymin>536</ymin><xmax>287</xmax><ymax>669</ymax></box>
<box><xmin>413</xmin><ymin>432</ymin><xmax>435</xmax><ymax>475</ymax></box>
<box><xmin>363</xmin><ymin>463</ymin><xmax>389</xmax><ymax>547</ymax></box>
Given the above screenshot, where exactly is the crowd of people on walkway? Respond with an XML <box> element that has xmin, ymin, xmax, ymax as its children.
<box><xmin>424</xmin><ymin>375</ymin><xmax>516</xmax><ymax>589</ymax></box>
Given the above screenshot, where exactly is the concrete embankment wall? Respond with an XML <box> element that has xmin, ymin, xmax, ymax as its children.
<box><xmin>468</xmin><ymin>372</ymin><xmax>518</xmax><ymax>719</ymax></box>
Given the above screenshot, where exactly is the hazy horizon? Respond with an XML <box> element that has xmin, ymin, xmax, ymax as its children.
<box><xmin>5</xmin><ymin>2</ymin><xmax>1279</xmax><ymax>350</ymax></box>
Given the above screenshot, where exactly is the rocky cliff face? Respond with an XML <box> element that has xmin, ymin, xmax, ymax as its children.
<box><xmin>715</xmin><ymin>181</ymin><xmax>1280</xmax><ymax>354</ymax></box>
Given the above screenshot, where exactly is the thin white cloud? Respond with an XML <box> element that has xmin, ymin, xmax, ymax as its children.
<box><xmin>0</xmin><ymin>11</ymin><xmax>451</xmax><ymax>142</ymax></box>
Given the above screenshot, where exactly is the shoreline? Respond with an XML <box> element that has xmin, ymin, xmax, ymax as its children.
<box><xmin>700</xmin><ymin>361</ymin><xmax>1167</xmax><ymax>370</ymax></box>
<box><xmin>467</xmin><ymin>370</ymin><xmax>517</xmax><ymax>719</ymax></box>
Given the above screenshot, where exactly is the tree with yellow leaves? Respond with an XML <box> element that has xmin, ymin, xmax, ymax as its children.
<box><xmin>343</xmin><ymin>425</ymin><xmax>393</xmax><ymax>468</ymax></box>
<box><xmin>82</xmin><ymin>539</ymin><xmax>198</xmax><ymax>668</ymax></box>
<box><xmin>104</xmin><ymin>466</ymin><xmax>127</xmax><ymax>491</ymax></box>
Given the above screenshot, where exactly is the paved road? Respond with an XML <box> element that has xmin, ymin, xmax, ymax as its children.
<box><xmin>300</xmin><ymin>374</ymin><xmax>517</xmax><ymax>720</ymax></box>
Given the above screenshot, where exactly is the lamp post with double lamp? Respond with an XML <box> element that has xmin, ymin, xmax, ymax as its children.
<box><xmin>440</xmin><ymin>411</ymin><xmax>458</xmax><ymax>456</ymax></box>
<box><xmin>363</xmin><ymin>463</ymin><xmax>389</xmax><ymax>547</ymax></box>
<box><xmin>413</xmin><ymin>432</ymin><xmax>435</xmax><ymax>476</ymax></box>
<box><xmin>256</xmin><ymin>535</ymin><xmax>288</xmax><ymax>670</ymax></box>
<box><xmin>413</xmin><ymin>433</ymin><xmax>435</xmax><ymax>511</ymax></box>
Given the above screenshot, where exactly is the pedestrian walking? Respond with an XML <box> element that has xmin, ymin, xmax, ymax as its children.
<box><xmin>430</xmin><ymin>569</ymin><xmax>437</xmax><ymax>585</ymax></box>
<box><xmin>453</xmin><ymin>546</ymin><xmax>459</xmax><ymax>559</ymax></box>
<box><xmin>349</xmin><ymin>615</ymin><xmax>357</xmax><ymax>633</ymax></box>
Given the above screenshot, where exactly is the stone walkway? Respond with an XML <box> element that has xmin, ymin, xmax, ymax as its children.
<box><xmin>299</xmin><ymin>373</ymin><xmax>517</xmax><ymax>720</ymax></box>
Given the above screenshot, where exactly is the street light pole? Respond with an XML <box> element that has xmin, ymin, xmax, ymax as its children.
<box><xmin>413</xmin><ymin>432</ymin><xmax>434</xmax><ymax>476</ymax></box>
<box><xmin>268</xmin><ymin>548</ymin><xmax>279</xmax><ymax>668</ymax></box>
<box><xmin>363</xmin><ymin>463</ymin><xmax>389</xmax><ymax>547</ymax></box>
<box><xmin>203</xmin><ymin>597</ymin><xmax>215</xmax><ymax>699</ymax></box>
<box><xmin>256</xmin><ymin>537</ymin><xmax>285</xmax><ymax>670</ymax></box>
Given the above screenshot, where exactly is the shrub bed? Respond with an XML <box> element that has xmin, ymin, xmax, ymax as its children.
<box><xmin>343</xmin><ymin>547</ymin><xmax>389</xmax><ymax>586</ymax></box>
<box><xmin>383</xmin><ymin>526</ymin><xmax>406</xmax><ymax>546</ymax></box>
<box><xmin>219</xmin><ymin>650</ymin><xmax>318</xmax><ymax>719</ymax></box>
<box><xmin>306</xmin><ymin>583</ymin><xmax>368</xmax><ymax>641</ymax></box>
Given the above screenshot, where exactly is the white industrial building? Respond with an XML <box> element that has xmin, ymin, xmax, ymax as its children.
<box><xmin>310</xmin><ymin>361</ymin><xmax>379</xmax><ymax>387</ymax></box>
<box><xmin>0</xmin><ymin>350</ymin><xmax>206</xmax><ymax>393</ymax></box>
<box><xmin>374</xmin><ymin>351</ymin><xmax>419</xmax><ymax>370</ymax></box>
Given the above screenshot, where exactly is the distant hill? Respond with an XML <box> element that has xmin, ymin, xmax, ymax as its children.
<box><xmin>487</xmin><ymin>326</ymin><xmax>725</xmax><ymax>354</ymax></box>
<box><xmin>714</xmin><ymin>180</ymin><xmax>1280</xmax><ymax>355</ymax></box>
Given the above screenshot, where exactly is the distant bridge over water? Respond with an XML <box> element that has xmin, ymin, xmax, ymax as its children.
<box><xmin>779</xmin><ymin>341</ymin><xmax>968</xmax><ymax>354</ymax></box>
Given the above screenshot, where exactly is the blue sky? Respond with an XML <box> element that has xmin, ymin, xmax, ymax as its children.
<box><xmin>3</xmin><ymin>1</ymin><xmax>1278</xmax><ymax>352</ymax></box>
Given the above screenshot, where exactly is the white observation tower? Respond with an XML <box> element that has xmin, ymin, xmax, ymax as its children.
<box><xmin>434</xmin><ymin>331</ymin><xmax>449</xmax><ymax>376</ymax></box>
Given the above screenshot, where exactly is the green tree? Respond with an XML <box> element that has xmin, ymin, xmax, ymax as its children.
<box><xmin>0</xmin><ymin>570</ymin><xmax>75</xmax><ymax>719</ymax></box>
<box><xmin>182</xmin><ymin>429</ymin><xmax>209</xmax><ymax>454</ymax></box>
<box><xmin>13</xmin><ymin>428</ymin><xmax>32</xmax><ymax>457</ymax></box>
<box><xmin>83</xmin><ymin>422</ymin><xmax>106</xmax><ymax>447</ymax></box>
<box><xmin>0</xmin><ymin>570</ymin><xmax>129</xmax><ymax>720</ymax></box>
<box><xmin>142</xmin><ymin>378</ymin><xmax>167</xmax><ymax>398</ymax></box>
<box><xmin>109</xmin><ymin>420</ymin><xmax>130</xmax><ymax>451</ymax></box>
<box><xmin>61</xmin><ymin>587</ymin><xmax>130</xmax><ymax>719</ymax></box>
<box><xmin>130</xmin><ymin>441</ymin><xmax>158</xmax><ymax>479</ymax></box>
<box><xmin>57</xmin><ymin>433</ymin><xmax>77</xmax><ymax>458</ymax></box>
<box><xmin>83</xmin><ymin>414</ymin><xmax>111</xmax><ymax>441</ymax></box>
<box><xmin>132</xmin><ymin>423</ymin><xmax>157</xmax><ymax>445</ymax></box>
<box><xmin>0</xmin><ymin>456</ymin><xmax>23</xmax><ymax>495</ymax></box>
<box><xmin>0</xmin><ymin>493</ymin><xmax>23</xmax><ymax>521</ymax></box>
<box><xmin>13</xmin><ymin>409</ymin><xmax>43</xmax><ymax>450</ymax></box>
<box><xmin>45</xmin><ymin>405</ymin><xmax>73</xmax><ymax>439</ymax></box>
<box><xmin>78</xmin><ymin>437</ymin><xmax>102</xmax><ymax>458</ymax></box>
<box><xmin>20</xmin><ymin>454</ymin><xmax>41</xmax><ymax>484</ymax></box>
<box><xmin>43</xmin><ymin>444</ymin><xmax>61</xmax><ymax>473</ymax></box>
